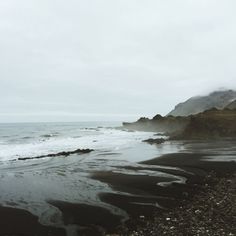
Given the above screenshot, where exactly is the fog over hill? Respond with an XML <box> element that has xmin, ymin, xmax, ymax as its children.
<box><xmin>123</xmin><ymin>89</ymin><xmax>236</xmax><ymax>139</ymax></box>
<box><xmin>168</xmin><ymin>90</ymin><xmax>236</xmax><ymax>117</ymax></box>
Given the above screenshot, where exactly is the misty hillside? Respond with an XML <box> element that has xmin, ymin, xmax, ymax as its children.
<box><xmin>123</xmin><ymin>115</ymin><xmax>189</xmax><ymax>134</ymax></box>
<box><xmin>173</xmin><ymin>108</ymin><xmax>236</xmax><ymax>140</ymax></box>
<box><xmin>225</xmin><ymin>99</ymin><xmax>236</xmax><ymax>110</ymax></box>
<box><xmin>168</xmin><ymin>90</ymin><xmax>236</xmax><ymax>117</ymax></box>
<box><xmin>123</xmin><ymin>108</ymin><xmax>236</xmax><ymax>140</ymax></box>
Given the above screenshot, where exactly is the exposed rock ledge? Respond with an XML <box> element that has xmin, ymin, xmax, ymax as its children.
<box><xmin>142</xmin><ymin>138</ymin><xmax>166</xmax><ymax>145</ymax></box>
<box><xmin>17</xmin><ymin>148</ymin><xmax>93</xmax><ymax>161</ymax></box>
<box><xmin>123</xmin><ymin>108</ymin><xmax>236</xmax><ymax>140</ymax></box>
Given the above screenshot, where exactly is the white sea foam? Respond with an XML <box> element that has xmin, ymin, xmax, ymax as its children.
<box><xmin>0</xmin><ymin>126</ymin><xmax>155</xmax><ymax>162</ymax></box>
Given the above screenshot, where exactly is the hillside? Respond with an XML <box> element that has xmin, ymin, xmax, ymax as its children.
<box><xmin>173</xmin><ymin>108</ymin><xmax>236</xmax><ymax>140</ymax></box>
<box><xmin>123</xmin><ymin>109</ymin><xmax>236</xmax><ymax>140</ymax></box>
<box><xmin>225</xmin><ymin>100</ymin><xmax>236</xmax><ymax>110</ymax></box>
<box><xmin>168</xmin><ymin>90</ymin><xmax>236</xmax><ymax>117</ymax></box>
<box><xmin>123</xmin><ymin>115</ymin><xmax>189</xmax><ymax>134</ymax></box>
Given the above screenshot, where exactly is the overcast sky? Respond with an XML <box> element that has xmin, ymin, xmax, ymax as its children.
<box><xmin>0</xmin><ymin>0</ymin><xmax>236</xmax><ymax>122</ymax></box>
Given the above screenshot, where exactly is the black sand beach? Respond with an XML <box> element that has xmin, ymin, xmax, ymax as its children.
<box><xmin>117</xmin><ymin>172</ymin><xmax>236</xmax><ymax>236</ymax></box>
<box><xmin>0</xmin><ymin>140</ymin><xmax>236</xmax><ymax>236</ymax></box>
<box><xmin>0</xmin><ymin>206</ymin><xmax>66</xmax><ymax>236</ymax></box>
<box><xmin>92</xmin><ymin>142</ymin><xmax>236</xmax><ymax>235</ymax></box>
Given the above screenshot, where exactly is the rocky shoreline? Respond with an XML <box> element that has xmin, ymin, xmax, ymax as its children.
<box><xmin>123</xmin><ymin>109</ymin><xmax>236</xmax><ymax>140</ymax></box>
<box><xmin>108</xmin><ymin>172</ymin><xmax>236</xmax><ymax>236</ymax></box>
<box><xmin>17</xmin><ymin>148</ymin><xmax>93</xmax><ymax>161</ymax></box>
<box><xmin>1</xmin><ymin>139</ymin><xmax>235</xmax><ymax>236</ymax></box>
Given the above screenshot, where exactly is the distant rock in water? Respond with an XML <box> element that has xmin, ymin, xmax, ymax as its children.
<box><xmin>142</xmin><ymin>138</ymin><xmax>165</xmax><ymax>145</ymax></box>
<box><xmin>168</xmin><ymin>90</ymin><xmax>236</xmax><ymax>116</ymax></box>
<box><xmin>18</xmin><ymin>149</ymin><xmax>93</xmax><ymax>161</ymax></box>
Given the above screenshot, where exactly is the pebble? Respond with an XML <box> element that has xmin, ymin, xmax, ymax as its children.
<box><xmin>118</xmin><ymin>173</ymin><xmax>236</xmax><ymax>236</ymax></box>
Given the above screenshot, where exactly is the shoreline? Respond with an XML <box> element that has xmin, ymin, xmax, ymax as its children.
<box><xmin>93</xmin><ymin>151</ymin><xmax>236</xmax><ymax>235</ymax></box>
<box><xmin>0</xmin><ymin>141</ymin><xmax>235</xmax><ymax>236</ymax></box>
<box><xmin>115</xmin><ymin>172</ymin><xmax>236</xmax><ymax>236</ymax></box>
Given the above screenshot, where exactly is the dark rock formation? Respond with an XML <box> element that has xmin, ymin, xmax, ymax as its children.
<box><xmin>168</xmin><ymin>90</ymin><xmax>236</xmax><ymax>117</ymax></box>
<box><xmin>121</xmin><ymin>173</ymin><xmax>236</xmax><ymax>236</ymax></box>
<box><xmin>18</xmin><ymin>148</ymin><xmax>93</xmax><ymax>161</ymax></box>
<box><xmin>225</xmin><ymin>99</ymin><xmax>236</xmax><ymax>110</ymax></box>
<box><xmin>142</xmin><ymin>138</ymin><xmax>165</xmax><ymax>145</ymax></box>
<box><xmin>172</xmin><ymin>108</ymin><xmax>236</xmax><ymax>140</ymax></box>
<box><xmin>123</xmin><ymin>109</ymin><xmax>236</xmax><ymax>140</ymax></box>
<box><xmin>123</xmin><ymin>114</ymin><xmax>189</xmax><ymax>134</ymax></box>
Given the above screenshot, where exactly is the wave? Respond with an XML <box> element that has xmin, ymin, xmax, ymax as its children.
<box><xmin>0</xmin><ymin>129</ymin><xmax>155</xmax><ymax>162</ymax></box>
<box><xmin>40</xmin><ymin>133</ymin><xmax>60</xmax><ymax>138</ymax></box>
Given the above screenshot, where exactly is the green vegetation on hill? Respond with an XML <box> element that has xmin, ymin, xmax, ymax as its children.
<box><xmin>123</xmin><ymin>109</ymin><xmax>236</xmax><ymax>140</ymax></box>
<box><xmin>173</xmin><ymin>108</ymin><xmax>236</xmax><ymax>139</ymax></box>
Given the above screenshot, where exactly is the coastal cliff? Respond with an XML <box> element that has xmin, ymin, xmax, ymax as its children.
<box><xmin>168</xmin><ymin>90</ymin><xmax>236</xmax><ymax>117</ymax></box>
<box><xmin>172</xmin><ymin>108</ymin><xmax>236</xmax><ymax>139</ymax></box>
<box><xmin>226</xmin><ymin>100</ymin><xmax>236</xmax><ymax>110</ymax></box>
<box><xmin>123</xmin><ymin>115</ymin><xmax>189</xmax><ymax>135</ymax></box>
<box><xmin>123</xmin><ymin>90</ymin><xmax>236</xmax><ymax>140</ymax></box>
<box><xmin>123</xmin><ymin>108</ymin><xmax>236</xmax><ymax>140</ymax></box>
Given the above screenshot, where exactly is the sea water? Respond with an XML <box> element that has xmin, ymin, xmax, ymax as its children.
<box><xmin>0</xmin><ymin>122</ymin><xmax>156</xmax><ymax>161</ymax></box>
<box><xmin>0</xmin><ymin>122</ymin><xmax>169</xmax><ymax>231</ymax></box>
<box><xmin>0</xmin><ymin>122</ymin><xmax>235</xmax><ymax>235</ymax></box>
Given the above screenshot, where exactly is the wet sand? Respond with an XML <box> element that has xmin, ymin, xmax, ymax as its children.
<box><xmin>0</xmin><ymin>141</ymin><xmax>236</xmax><ymax>235</ymax></box>
<box><xmin>117</xmin><ymin>173</ymin><xmax>236</xmax><ymax>236</ymax></box>
<box><xmin>0</xmin><ymin>206</ymin><xmax>66</xmax><ymax>236</ymax></box>
<box><xmin>48</xmin><ymin>201</ymin><xmax>123</xmax><ymax>235</ymax></box>
<box><xmin>92</xmin><ymin>151</ymin><xmax>236</xmax><ymax>235</ymax></box>
<box><xmin>141</xmin><ymin>152</ymin><xmax>236</xmax><ymax>174</ymax></box>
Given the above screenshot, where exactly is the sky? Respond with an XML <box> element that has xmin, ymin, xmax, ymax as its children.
<box><xmin>0</xmin><ymin>0</ymin><xmax>236</xmax><ymax>122</ymax></box>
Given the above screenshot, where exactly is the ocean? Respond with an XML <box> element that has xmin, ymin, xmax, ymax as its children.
<box><xmin>0</xmin><ymin>122</ymin><xmax>170</xmax><ymax>234</ymax></box>
<box><xmin>0</xmin><ymin>122</ymin><xmax>159</xmax><ymax>162</ymax></box>
<box><xmin>1</xmin><ymin>122</ymin><xmax>235</xmax><ymax>235</ymax></box>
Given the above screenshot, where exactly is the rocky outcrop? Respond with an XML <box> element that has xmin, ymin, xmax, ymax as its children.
<box><xmin>123</xmin><ymin>109</ymin><xmax>236</xmax><ymax>140</ymax></box>
<box><xmin>168</xmin><ymin>90</ymin><xmax>236</xmax><ymax>117</ymax></box>
<box><xmin>225</xmin><ymin>99</ymin><xmax>236</xmax><ymax>110</ymax></box>
<box><xmin>142</xmin><ymin>138</ymin><xmax>166</xmax><ymax>145</ymax></box>
<box><xmin>123</xmin><ymin>115</ymin><xmax>189</xmax><ymax>135</ymax></box>
<box><xmin>171</xmin><ymin>108</ymin><xmax>236</xmax><ymax>140</ymax></box>
<box><xmin>18</xmin><ymin>149</ymin><xmax>93</xmax><ymax>161</ymax></box>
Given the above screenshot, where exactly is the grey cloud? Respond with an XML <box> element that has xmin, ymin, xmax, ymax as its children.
<box><xmin>0</xmin><ymin>0</ymin><xmax>236</xmax><ymax>122</ymax></box>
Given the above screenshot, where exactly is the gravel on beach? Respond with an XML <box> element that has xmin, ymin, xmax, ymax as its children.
<box><xmin>108</xmin><ymin>172</ymin><xmax>236</xmax><ymax>236</ymax></box>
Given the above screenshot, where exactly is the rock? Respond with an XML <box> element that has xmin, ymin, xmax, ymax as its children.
<box><xmin>116</xmin><ymin>172</ymin><xmax>236</xmax><ymax>236</ymax></box>
<box><xmin>225</xmin><ymin>100</ymin><xmax>236</xmax><ymax>110</ymax></box>
<box><xmin>194</xmin><ymin>210</ymin><xmax>201</xmax><ymax>214</ymax></box>
<box><xmin>142</xmin><ymin>138</ymin><xmax>165</xmax><ymax>145</ymax></box>
<box><xmin>168</xmin><ymin>90</ymin><xmax>236</xmax><ymax>116</ymax></box>
<box><xmin>18</xmin><ymin>148</ymin><xmax>93</xmax><ymax>161</ymax></box>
